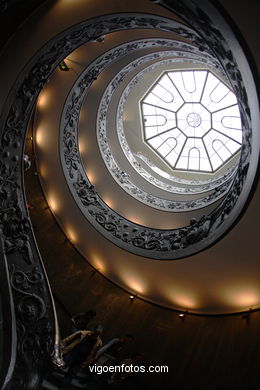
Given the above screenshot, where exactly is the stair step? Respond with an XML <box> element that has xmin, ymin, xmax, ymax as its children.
<box><xmin>41</xmin><ymin>378</ymin><xmax>59</xmax><ymax>390</ymax></box>
<box><xmin>41</xmin><ymin>371</ymin><xmax>87</xmax><ymax>390</ymax></box>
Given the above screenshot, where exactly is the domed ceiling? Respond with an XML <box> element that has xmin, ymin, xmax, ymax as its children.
<box><xmin>9</xmin><ymin>0</ymin><xmax>258</xmax><ymax>314</ymax></box>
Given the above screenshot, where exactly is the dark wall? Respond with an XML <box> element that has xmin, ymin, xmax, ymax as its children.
<box><xmin>0</xmin><ymin>0</ymin><xmax>50</xmax><ymax>51</ymax></box>
<box><xmin>24</xmin><ymin>141</ymin><xmax>260</xmax><ymax>390</ymax></box>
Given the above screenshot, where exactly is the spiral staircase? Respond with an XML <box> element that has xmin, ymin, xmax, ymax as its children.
<box><xmin>0</xmin><ymin>1</ymin><xmax>259</xmax><ymax>389</ymax></box>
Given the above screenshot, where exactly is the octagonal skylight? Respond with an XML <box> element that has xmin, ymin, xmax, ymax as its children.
<box><xmin>141</xmin><ymin>70</ymin><xmax>242</xmax><ymax>172</ymax></box>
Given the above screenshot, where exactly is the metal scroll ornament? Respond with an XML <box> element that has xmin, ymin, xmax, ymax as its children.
<box><xmin>0</xmin><ymin>13</ymin><xmax>255</xmax><ymax>259</ymax></box>
<box><xmin>58</xmin><ymin>14</ymin><xmax>255</xmax><ymax>259</ymax></box>
<box><xmin>0</xmin><ymin>7</ymin><xmax>258</xmax><ymax>386</ymax></box>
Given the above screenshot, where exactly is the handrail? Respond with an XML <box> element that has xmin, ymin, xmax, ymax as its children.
<box><xmin>0</xmin><ymin>237</ymin><xmax>17</xmax><ymax>390</ymax></box>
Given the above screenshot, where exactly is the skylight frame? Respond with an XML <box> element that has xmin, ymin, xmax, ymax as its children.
<box><xmin>140</xmin><ymin>69</ymin><xmax>242</xmax><ymax>173</ymax></box>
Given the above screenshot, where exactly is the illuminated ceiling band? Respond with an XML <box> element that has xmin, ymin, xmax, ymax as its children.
<box><xmin>141</xmin><ymin>70</ymin><xmax>242</xmax><ymax>173</ymax></box>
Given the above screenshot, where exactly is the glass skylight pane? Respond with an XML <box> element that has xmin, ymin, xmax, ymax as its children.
<box><xmin>165</xmin><ymin>152</ymin><xmax>178</xmax><ymax>167</ymax></box>
<box><xmin>194</xmin><ymin>71</ymin><xmax>208</xmax><ymax>96</ymax></box>
<box><xmin>144</xmin><ymin>115</ymin><xmax>166</xmax><ymax>126</ymax></box>
<box><xmin>222</xmin><ymin>116</ymin><xmax>241</xmax><ymax>130</ymax></box>
<box><xmin>201</xmin><ymin>73</ymin><xmax>237</xmax><ymax>112</ymax></box>
<box><xmin>141</xmin><ymin>69</ymin><xmax>241</xmax><ymax>173</ymax></box>
<box><xmin>168</xmin><ymin>71</ymin><xmax>207</xmax><ymax>102</ymax></box>
<box><xmin>144</xmin><ymin>94</ymin><xmax>159</xmax><ymax>105</ymax></box>
<box><xmin>200</xmin><ymin>158</ymin><xmax>211</xmax><ymax>171</ymax></box>
<box><xmin>143</xmin><ymin>103</ymin><xmax>176</xmax><ymax>118</ymax></box>
<box><xmin>225</xmin><ymin>140</ymin><xmax>241</xmax><ymax>153</ymax></box>
<box><xmin>148</xmin><ymin>137</ymin><xmax>163</xmax><ymax>149</ymax></box>
<box><xmin>152</xmin><ymin>85</ymin><xmax>174</xmax><ymax>103</ymax></box>
<box><xmin>188</xmin><ymin>157</ymin><xmax>200</xmax><ymax>170</ymax></box>
<box><xmin>189</xmin><ymin>147</ymin><xmax>200</xmax><ymax>159</ymax></box>
<box><xmin>218</xmin><ymin>147</ymin><xmax>231</xmax><ymax>160</ymax></box>
<box><xmin>216</xmin><ymin>133</ymin><xmax>230</xmax><ymax>144</ymax></box>
<box><xmin>212</xmin><ymin>104</ymin><xmax>242</xmax><ymax>144</ymax></box>
<box><xmin>158</xmin><ymin>142</ymin><xmax>172</xmax><ymax>156</ymax></box>
<box><xmin>176</xmin><ymin>156</ymin><xmax>188</xmax><ymax>169</ymax></box>
<box><xmin>200</xmin><ymin>72</ymin><xmax>219</xmax><ymax>109</ymax></box>
<box><xmin>210</xmin><ymin>154</ymin><xmax>222</xmax><ymax>169</ymax></box>
<box><xmin>204</xmin><ymin>129</ymin><xmax>215</xmax><ymax>142</ymax></box>
<box><xmin>182</xmin><ymin>71</ymin><xmax>196</xmax><ymax>93</ymax></box>
<box><xmin>165</xmin><ymin>138</ymin><xmax>177</xmax><ymax>148</ymax></box>
<box><xmin>142</xmin><ymin>104</ymin><xmax>177</xmax><ymax>137</ymax></box>
<box><xmin>142</xmin><ymin>104</ymin><xmax>156</xmax><ymax>115</ymax></box>
<box><xmin>145</xmin><ymin>127</ymin><xmax>159</xmax><ymax>139</ymax></box>
<box><xmin>159</xmin><ymin>75</ymin><xmax>172</xmax><ymax>89</ymax></box>
<box><xmin>210</xmin><ymin>82</ymin><xmax>229</xmax><ymax>103</ymax></box>
<box><xmin>168</xmin><ymin>133</ymin><xmax>186</xmax><ymax>155</ymax></box>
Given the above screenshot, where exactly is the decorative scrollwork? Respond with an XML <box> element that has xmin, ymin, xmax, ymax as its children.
<box><xmin>101</xmin><ymin>54</ymin><xmax>237</xmax><ymax>208</ymax></box>
<box><xmin>0</xmin><ymin>7</ymin><xmax>258</xmax><ymax>387</ymax></box>
<box><xmin>5</xmin><ymin>265</ymin><xmax>54</xmax><ymax>389</ymax></box>
<box><xmin>57</xmin><ymin>13</ymin><xmax>255</xmax><ymax>259</ymax></box>
<box><xmin>0</xmin><ymin>12</ymin><xmax>255</xmax><ymax>262</ymax></box>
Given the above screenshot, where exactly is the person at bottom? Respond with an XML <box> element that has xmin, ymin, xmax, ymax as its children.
<box><xmin>70</xmin><ymin>309</ymin><xmax>96</xmax><ymax>334</ymax></box>
<box><xmin>95</xmin><ymin>334</ymin><xmax>134</xmax><ymax>366</ymax></box>
<box><xmin>60</xmin><ymin>324</ymin><xmax>103</xmax><ymax>388</ymax></box>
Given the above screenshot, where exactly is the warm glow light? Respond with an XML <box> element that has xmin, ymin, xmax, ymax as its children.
<box><xmin>91</xmin><ymin>77</ymin><xmax>99</xmax><ymax>85</ymax></box>
<box><xmin>35</xmin><ymin>128</ymin><xmax>45</xmax><ymax>147</ymax></box>
<box><xmin>86</xmin><ymin>171</ymin><xmax>94</xmax><ymax>183</ymax></box>
<box><xmin>65</xmin><ymin>54</ymin><xmax>82</xmax><ymax>64</ymax></box>
<box><xmin>126</xmin><ymin>215</ymin><xmax>143</xmax><ymax>225</ymax></box>
<box><xmin>48</xmin><ymin>195</ymin><xmax>59</xmax><ymax>213</ymax></box>
<box><xmin>223</xmin><ymin>288</ymin><xmax>260</xmax><ymax>309</ymax></box>
<box><xmin>103</xmin><ymin>197</ymin><xmax>113</xmax><ymax>209</ymax></box>
<box><xmin>37</xmin><ymin>92</ymin><xmax>48</xmax><ymax>108</ymax></box>
<box><xmin>129</xmin><ymin>295</ymin><xmax>136</xmax><ymax>304</ymax></box>
<box><xmin>39</xmin><ymin>164</ymin><xmax>48</xmax><ymax>178</ymax></box>
<box><xmin>90</xmin><ymin>255</ymin><xmax>106</xmax><ymax>273</ymax></box>
<box><xmin>171</xmin><ymin>293</ymin><xmax>198</xmax><ymax>310</ymax></box>
<box><xmin>78</xmin><ymin>141</ymin><xmax>84</xmax><ymax>154</ymax></box>
<box><xmin>79</xmin><ymin>110</ymin><xmax>85</xmax><ymax>121</ymax></box>
<box><xmin>66</xmin><ymin>226</ymin><xmax>77</xmax><ymax>244</ymax></box>
<box><xmin>120</xmin><ymin>273</ymin><xmax>146</xmax><ymax>295</ymax></box>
